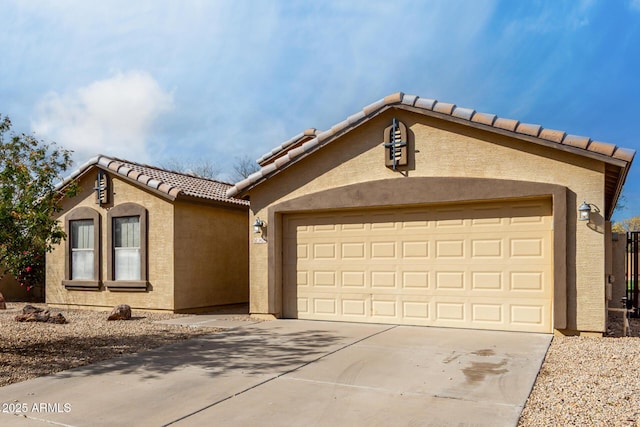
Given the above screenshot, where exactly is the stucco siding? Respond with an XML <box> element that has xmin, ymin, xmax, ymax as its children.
<box><xmin>248</xmin><ymin>109</ymin><xmax>608</xmax><ymax>332</ymax></box>
<box><xmin>46</xmin><ymin>171</ymin><xmax>176</xmax><ymax>310</ymax></box>
<box><xmin>173</xmin><ymin>201</ymin><xmax>249</xmax><ymax>310</ymax></box>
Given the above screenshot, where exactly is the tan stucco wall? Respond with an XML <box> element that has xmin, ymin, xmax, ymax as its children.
<box><xmin>247</xmin><ymin>108</ymin><xmax>608</xmax><ymax>332</ymax></box>
<box><xmin>46</xmin><ymin>170</ymin><xmax>176</xmax><ymax>311</ymax></box>
<box><xmin>173</xmin><ymin>201</ymin><xmax>249</xmax><ymax>311</ymax></box>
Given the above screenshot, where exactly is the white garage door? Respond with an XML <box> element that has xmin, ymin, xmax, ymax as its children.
<box><xmin>283</xmin><ymin>199</ymin><xmax>553</xmax><ymax>333</ymax></box>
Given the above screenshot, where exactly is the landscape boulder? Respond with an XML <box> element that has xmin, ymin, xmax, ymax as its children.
<box><xmin>0</xmin><ymin>292</ymin><xmax>5</xmax><ymax>310</ymax></box>
<box><xmin>15</xmin><ymin>305</ymin><xmax>66</xmax><ymax>324</ymax></box>
<box><xmin>108</xmin><ymin>304</ymin><xmax>132</xmax><ymax>321</ymax></box>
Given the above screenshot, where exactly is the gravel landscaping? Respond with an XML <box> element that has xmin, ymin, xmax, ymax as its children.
<box><xmin>0</xmin><ymin>302</ymin><xmax>212</xmax><ymax>388</ymax></box>
<box><xmin>1</xmin><ymin>302</ymin><xmax>640</xmax><ymax>426</ymax></box>
<box><xmin>518</xmin><ymin>312</ymin><xmax>640</xmax><ymax>427</ymax></box>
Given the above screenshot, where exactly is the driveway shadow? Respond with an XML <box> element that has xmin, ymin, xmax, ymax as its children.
<box><xmin>51</xmin><ymin>325</ymin><xmax>345</xmax><ymax>380</ymax></box>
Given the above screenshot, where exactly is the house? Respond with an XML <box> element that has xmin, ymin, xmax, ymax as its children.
<box><xmin>46</xmin><ymin>156</ymin><xmax>249</xmax><ymax>312</ymax></box>
<box><xmin>228</xmin><ymin>92</ymin><xmax>635</xmax><ymax>335</ymax></box>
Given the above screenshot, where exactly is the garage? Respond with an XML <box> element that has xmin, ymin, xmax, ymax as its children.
<box><xmin>229</xmin><ymin>92</ymin><xmax>634</xmax><ymax>335</ymax></box>
<box><xmin>282</xmin><ymin>199</ymin><xmax>553</xmax><ymax>333</ymax></box>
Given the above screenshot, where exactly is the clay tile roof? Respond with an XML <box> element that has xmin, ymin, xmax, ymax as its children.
<box><xmin>227</xmin><ymin>92</ymin><xmax>635</xmax><ymax>206</ymax></box>
<box><xmin>59</xmin><ymin>155</ymin><xmax>248</xmax><ymax>206</ymax></box>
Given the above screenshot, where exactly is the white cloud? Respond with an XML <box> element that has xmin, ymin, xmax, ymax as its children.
<box><xmin>32</xmin><ymin>70</ymin><xmax>173</xmax><ymax>164</ymax></box>
<box><xmin>631</xmin><ymin>0</ymin><xmax>640</xmax><ymax>11</ymax></box>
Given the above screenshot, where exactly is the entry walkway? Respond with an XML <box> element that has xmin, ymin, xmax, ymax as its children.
<box><xmin>0</xmin><ymin>320</ymin><xmax>551</xmax><ymax>427</ymax></box>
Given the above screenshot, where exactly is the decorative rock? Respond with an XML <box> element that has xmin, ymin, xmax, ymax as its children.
<box><xmin>0</xmin><ymin>292</ymin><xmax>5</xmax><ymax>310</ymax></box>
<box><xmin>51</xmin><ymin>313</ymin><xmax>67</xmax><ymax>324</ymax></box>
<box><xmin>108</xmin><ymin>304</ymin><xmax>132</xmax><ymax>321</ymax></box>
<box><xmin>14</xmin><ymin>305</ymin><xmax>67</xmax><ymax>324</ymax></box>
<box><xmin>16</xmin><ymin>310</ymin><xmax>50</xmax><ymax>323</ymax></box>
<box><xmin>22</xmin><ymin>304</ymin><xmax>44</xmax><ymax>315</ymax></box>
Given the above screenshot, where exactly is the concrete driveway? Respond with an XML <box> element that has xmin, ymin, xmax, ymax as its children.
<box><xmin>0</xmin><ymin>320</ymin><xmax>551</xmax><ymax>427</ymax></box>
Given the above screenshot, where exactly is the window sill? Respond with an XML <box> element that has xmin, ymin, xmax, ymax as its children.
<box><xmin>105</xmin><ymin>280</ymin><xmax>148</xmax><ymax>292</ymax></box>
<box><xmin>63</xmin><ymin>280</ymin><xmax>101</xmax><ymax>290</ymax></box>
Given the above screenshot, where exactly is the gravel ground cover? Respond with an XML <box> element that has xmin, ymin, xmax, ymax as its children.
<box><xmin>1</xmin><ymin>302</ymin><xmax>640</xmax><ymax>426</ymax></box>
<box><xmin>518</xmin><ymin>312</ymin><xmax>640</xmax><ymax>427</ymax></box>
<box><xmin>0</xmin><ymin>302</ymin><xmax>213</xmax><ymax>387</ymax></box>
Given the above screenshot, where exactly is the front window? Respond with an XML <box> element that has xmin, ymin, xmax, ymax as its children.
<box><xmin>113</xmin><ymin>216</ymin><xmax>141</xmax><ymax>280</ymax></box>
<box><xmin>70</xmin><ymin>219</ymin><xmax>95</xmax><ymax>280</ymax></box>
<box><xmin>106</xmin><ymin>202</ymin><xmax>147</xmax><ymax>291</ymax></box>
<box><xmin>63</xmin><ymin>207</ymin><xmax>100</xmax><ymax>289</ymax></box>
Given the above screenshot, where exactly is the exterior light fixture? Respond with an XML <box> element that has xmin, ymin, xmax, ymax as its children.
<box><xmin>253</xmin><ymin>217</ymin><xmax>265</xmax><ymax>234</ymax></box>
<box><xmin>578</xmin><ymin>201</ymin><xmax>591</xmax><ymax>221</ymax></box>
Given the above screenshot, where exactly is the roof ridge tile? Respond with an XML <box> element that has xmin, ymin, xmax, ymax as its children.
<box><xmin>539</xmin><ymin>128</ymin><xmax>566</xmax><ymax>143</ymax></box>
<box><xmin>226</xmin><ymin>92</ymin><xmax>634</xmax><ymax>200</ymax></box>
<box><xmin>516</xmin><ymin>123</ymin><xmax>542</xmax><ymax>138</ymax></box>
<box><xmin>57</xmin><ymin>155</ymin><xmax>248</xmax><ymax>206</ymax></box>
<box><xmin>383</xmin><ymin>92</ymin><xmax>404</xmax><ymax>104</ymax></box>
<box><xmin>493</xmin><ymin>117</ymin><xmax>519</xmax><ymax>132</ymax></box>
<box><xmin>433</xmin><ymin>102</ymin><xmax>456</xmax><ymax>115</ymax></box>
<box><xmin>452</xmin><ymin>107</ymin><xmax>475</xmax><ymax>120</ymax></box>
<box><xmin>471</xmin><ymin>112</ymin><xmax>496</xmax><ymax>126</ymax></box>
<box><xmin>401</xmin><ymin>94</ymin><xmax>418</xmax><ymax>106</ymax></box>
<box><xmin>414</xmin><ymin>97</ymin><xmax>436</xmax><ymax>110</ymax></box>
<box><xmin>562</xmin><ymin>134</ymin><xmax>590</xmax><ymax>149</ymax></box>
<box><xmin>613</xmin><ymin>147</ymin><xmax>635</xmax><ymax>162</ymax></box>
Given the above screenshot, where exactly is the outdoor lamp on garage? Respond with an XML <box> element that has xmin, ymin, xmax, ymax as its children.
<box><xmin>253</xmin><ymin>217</ymin><xmax>265</xmax><ymax>234</ymax></box>
<box><xmin>578</xmin><ymin>201</ymin><xmax>592</xmax><ymax>221</ymax></box>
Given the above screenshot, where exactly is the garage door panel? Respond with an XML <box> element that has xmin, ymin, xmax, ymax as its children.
<box><xmin>283</xmin><ymin>199</ymin><xmax>553</xmax><ymax>333</ymax></box>
<box><xmin>342</xmin><ymin>271</ymin><xmax>366</xmax><ymax>288</ymax></box>
<box><xmin>342</xmin><ymin>242</ymin><xmax>366</xmax><ymax>259</ymax></box>
<box><xmin>342</xmin><ymin>298</ymin><xmax>368</xmax><ymax>317</ymax></box>
<box><xmin>434</xmin><ymin>271</ymin><xmax>465</xmax><ymax>290</ymax></box>
<box><xmin>471</xmin><ymin>239</ymin><xmax>504</xmax><ymax>258</ymax></box>
<box><xmin>471</xmin><ymin>271</ymin><xmax>504</xmax><ymax>291</ymax></box>
<box><xmin>402</xmin><ymin>300</ymin><xmax>430</xmax><ymax>321</ymax></box>
<box><xmin>435</xmin><ymin>239</ymin><xmax>465</xmax><ymax>258</ymax></box>
<box><xmin>371</xmin><ymin>241</ymin><xmax>397</xmax><ymax>259</ymax></box>
<box><xmin>402</xmin><ymin>241</ymin><xmax>430</xmax><ymax>258</ymax></box>
<box><xmin>471</xmin><ymin>303</ymin><xmax>504</xmax><ymax>324</ymax></box>
<box><xmin>510</xmin><ymin>271</ymin><xmax>545</xmax><ymax>291</ymax></box>
<box><xmin>402</xmin><ymin>271</ymin><xmax>430</xmax><ymax>289</ymax></box>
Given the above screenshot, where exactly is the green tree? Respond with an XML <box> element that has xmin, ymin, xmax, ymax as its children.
<box><xmin>0</xmin><ymin>115</ymin><xmax>75</xmax><ymax>293</ymax></box>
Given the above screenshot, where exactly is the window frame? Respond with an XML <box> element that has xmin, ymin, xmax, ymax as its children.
<box><xmin>63</xmin><ymin>207</ymin><xmax>101</xmax><ymax>290</ymax></box>
<box><xmin>106</xmin><ymin>203</ymin><xmax>148</xmax><ymax>291</ymax></box>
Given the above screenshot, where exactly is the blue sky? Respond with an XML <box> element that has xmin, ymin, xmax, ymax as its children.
<box><xmin>1</xmin><ymin>0</ymin><xmax>639</xmax><ymax>218</ymax></box>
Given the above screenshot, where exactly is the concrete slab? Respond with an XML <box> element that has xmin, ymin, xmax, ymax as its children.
<box><xmin>155</xmin><ymin>314</ymin><xmax>262</xmax><ymax>329</ymax></box>
<box><xmin>173</xmin><ymin>376</ymin><xmax>523</xmax><ymax>427</ymax></box>
<box><xmin>0</xmin><ymin>321</ymin><xmax>550</xmax><ymax>427</ymax></box>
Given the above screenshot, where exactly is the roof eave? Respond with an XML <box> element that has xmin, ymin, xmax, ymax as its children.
<box><xmin>608</xmin><ymin>156</ymin><xmax>635</xmax><ymax>220</ymax></box>
<box><xmin>174</xmin><ymin>192</ymin><xmax>249</xmax><ymax>210</ymax></box>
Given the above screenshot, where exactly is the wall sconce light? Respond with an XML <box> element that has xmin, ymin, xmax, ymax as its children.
<box><xmin>253</xmin><ymin>217</ymin><xmax>265</xmax><ymax>234</ymax></box>
<box><xmin>578</xmin><ymin>201</ymin><xmax>592</xmax><ymax>221</ymax></box>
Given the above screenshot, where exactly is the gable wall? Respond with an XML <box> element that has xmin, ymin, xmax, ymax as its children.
<box><xmin>248</xmin><ymin>108</ymin><xmax>608</xmax><ymax>332</ymax></box>
<box><xmin>46</xmin><ymin>170</ymin><xmax>176</xmax><ymax>311</ymax></box>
